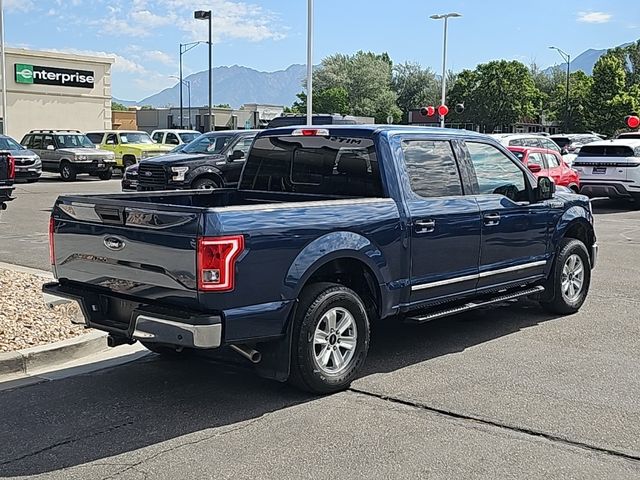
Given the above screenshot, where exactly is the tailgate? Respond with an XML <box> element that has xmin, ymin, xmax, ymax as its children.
<box><xmin>52</xmin><ymin>196</ymin><xmax>205</xmax><ymax>304</ymax></box>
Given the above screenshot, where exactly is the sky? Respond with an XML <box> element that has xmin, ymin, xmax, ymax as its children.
<box><xmin>4</xmin><ymin>0</ymin><xmax>640</xmax><ymax>101</ymax></box>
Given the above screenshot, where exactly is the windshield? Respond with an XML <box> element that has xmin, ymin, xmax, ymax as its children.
<box><xmin>550</xmin><ymin>137</ymin><xmax>570</xmax><ymax>148</ymax></box>
<box><xmin>0</xmin><ymin>136</ymin><xmax>24</xmax><ymax>150</ymax></box>
<box><xmin>182</xmin><ymin>135</ymin><xmax>233</xmax><ymax>154</ymax></box>
<box><xmin>179</xmin><ymin>132</ymin><xmax>200</xmax><ymax>143</ymax></box>
<box><xmin>618</xmin><ymin>133</ymin><xmax>640</xmax><ymax>139</ymax></box>
<box><xmin>120</xmin><ymin>132</ymin><xmax>153</xmax><ymax>144</ymax></box>
<box><xmin>55</xmin><ymin>134</ymin><xmax>95</xmax><ymax>148</ymax></box>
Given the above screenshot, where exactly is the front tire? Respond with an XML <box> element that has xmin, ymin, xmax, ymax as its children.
<box><xmin>192</xmin><ymin>177</ymin><xmax>220</xmax><ymax>190</ymax></box>
<box><xmin>288</xmin><ymin>282</ymin><xmax>370</xmax><ymax>394</ymax></box>
<box><xmin>541</xmin><ymin>238</ymin><xmax>591</xmax><ymax>314</ymax></box>
<box><xmin>60</xmin><ymin>162</ymin><xmax>76</xmax><ymax>182</ymax></box>
<box><xmin>98</xmin><ymin>168</ymin><xmax>113</xmax><ymax>180</ymax></box>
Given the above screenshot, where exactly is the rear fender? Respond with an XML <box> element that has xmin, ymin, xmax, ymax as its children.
<box><xmin>284</xmin><ymin>231</ymin><xmax>389</xmax><ymax>298</ymax></box>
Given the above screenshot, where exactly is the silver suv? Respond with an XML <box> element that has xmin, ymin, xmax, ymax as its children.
<box><xmin>21</xmin><ymin>130</ymin><xmax>116</xmax><ymax>181</ymax></box>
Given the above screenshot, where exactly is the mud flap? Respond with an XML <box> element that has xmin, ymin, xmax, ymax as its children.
<box><xmin>254</xmin><ymin>299</ymin><xmax>299</xmax><ymax>382</ymax></box>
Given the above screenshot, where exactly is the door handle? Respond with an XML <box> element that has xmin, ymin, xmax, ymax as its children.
<box><xmin>415</xmin><ymin>219</ymin><xmax>436</xmax><ymax>234</ymax></box>
<box><xmin>483</xmin><ymin>213</ymin><xmax>500</xmax><ymax>226</ymax></box>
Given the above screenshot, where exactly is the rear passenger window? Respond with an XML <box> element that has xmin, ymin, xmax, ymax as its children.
<box><xmin>86</xmin><ymin>133</ymin><xmax>103</xmax><ymax>144</ymax></box>
<box><xmin>241</xmin><ymin>135</ymin><xmax>383</xmax><ymax>197</ymax></box>
<box><xmin>523</xmin><ymin>138</ymin><xmax>542</xmax><ymax>148</ymax></box>
<box><xmin>541</xmin><ymin>139</ymin><xmax>561</xmax><ymax>153</ymax></box>
<box><xmin>401</xmin><ymin>140</ymin><xmax>462</xmax><ymax>197</ymax></box>
<box><xmin>545</xmin><ymin>153</ymin><xmax>560</xmax><ymax>168</ymax></box>
<box><xmin>528</xmin><ymin>152</ymin><xmax>545</xmax><ymax>168</ymax></box>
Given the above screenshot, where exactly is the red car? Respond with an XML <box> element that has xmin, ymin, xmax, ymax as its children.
<box><xmin>508</xmin><ymin>146</ymin><xmax>580</xmax><ymax>193</ymax></box>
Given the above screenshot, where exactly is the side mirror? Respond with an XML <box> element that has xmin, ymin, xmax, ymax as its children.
<box><xmin>560</xmin><ymin>147</ymin><xmax>569</xmax><ymax>155</ymax></box>
<box><xmin>229</xmin><ymin>149</ymin><xmax>244</xmax><ymax>161</ymax></box>
<box><xmin>46</xmin><ymin>145</ymin><xmax>55</xmax><ymax>151</ymax></box>
<box><xmin>536</xmin><ymin>176</ymin><xmax>555</xmax><ymax>201</ymax></box>
<box><xmin>527</xmin><ymin>163</ymin><xmax>542</xmax><ymax>173</ymax></box>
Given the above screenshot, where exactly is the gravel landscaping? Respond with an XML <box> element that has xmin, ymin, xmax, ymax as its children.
<box><xmin>0</xmin><ymin>268</ymin><xmax>86</xmax><ymax>352</ymax></box>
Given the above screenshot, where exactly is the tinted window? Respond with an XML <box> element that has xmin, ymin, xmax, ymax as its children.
<box><xmin>234</xmin><ymin>136</ymin><xmax>255</xmax><ymax>155</ymax></box>
<box><xmin>523</xmin><ymin>138</ymin><xmax>542</xmax><ymax>148</ymax></box>
<box><xmin>86</xmin><ymin>133</ymin><xmax>104</xmax><ymax>144</ymax></box>
<box><xmin>43</xmin><ymin>135</ymin><xmax>54</xmax><ymax>149</ymax></box>
<box><xmin>551</xmin><ymin>137</ymin><xmax>571</xmax><ymax>148</ymax></box>
<box><xmin>30</xmin><ymin>135</ymin><xmax>44</xmax><ymax>149</ymax></box>
<box><xmin>152</xmin><ymin>132</ymin><xmax>164</xmax><ymax>143</ymax></box>
<box><xmin>179</xmin><ymin>132</ymin><xmax>199</xmax><ymax>143</ymax></box>
<box><xmin>241</xmin><ymin>135</ymin><xmax>383</xmax><ymax>197</ymax></box>
<box><xmin>509</xmin><ymin>139</ymin><xmax>524</xmax><ymax>146</ymax></box>
<box><xmin>545</xmin><ymin>153</ymin><xmax>560</xmax><ymax>168</ymax></box>
<box><xmin>165</xmin><ymin>133</ymin><xmax>180</xmax><ymax>145</ymax></box>
<box><xmin>510</xmin><ymin>150</ymin><xmax>525</xmax><ymax>161</ymax></box>
<box><xmin>466</xmin><ymin>142</ymin><xmax>528</xmax><ymax>202</ymax></box>
<box><xmin>401</xmin><ymin>139</ymin><xmax>462</xmax><ymax>197</ymax></box>
<box><xmin>528</xmin><ymin>152</ymin><xmax>545</xmax><ymax>168</ymax></box>
<box><xmin>183</xmin><ymin>134</ymin><xmax>233</xmax><ymax>154</ymax></box>
<box><xmin>541</xmin><ymin>138</ymin><xmax>561</xmax><ymax>153</ymax></box>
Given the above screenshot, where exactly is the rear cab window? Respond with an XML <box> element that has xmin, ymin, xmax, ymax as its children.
<box><xmin>240</xmin><ymin>133</ymin><xmax>383</xmax><ymax>197</ymax></box>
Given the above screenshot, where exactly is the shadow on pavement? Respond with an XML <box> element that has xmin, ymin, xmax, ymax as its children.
<box><xmin>0</xmin><ymin>301</ymin><xmax>557</xmax><ymax>477</ymax></box>
<box><xmin>591</xmin><ymin>198</ymin><xmax>640</xmax><ymax>214</ymax></box>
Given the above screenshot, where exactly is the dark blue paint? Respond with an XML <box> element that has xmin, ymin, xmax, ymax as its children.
<box><xmin>49</xmin><ymin>126</ymin><xmax>596</xmax><ymax>344</ymax></box>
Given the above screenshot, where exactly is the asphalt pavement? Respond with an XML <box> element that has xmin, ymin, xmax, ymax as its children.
<box><xmin>1</xmin><ymin>178</ymin><xmax>640</xmax><ymax>478</ymax></box>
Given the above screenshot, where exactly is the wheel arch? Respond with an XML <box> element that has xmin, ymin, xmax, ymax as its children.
<box><xmin>553</xmin><ymin>207</ymin><xmax>595</xmax><ymax>265</ymax></box>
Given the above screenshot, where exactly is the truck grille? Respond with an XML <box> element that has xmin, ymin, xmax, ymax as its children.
<box><xmin>138</xmin><ymin>164</ymin><xmax>167</xmax><ymax>186</ymax></box>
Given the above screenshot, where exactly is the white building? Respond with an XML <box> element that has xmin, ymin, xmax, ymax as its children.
<box><xmin>1</xmin><ymin>48</ymin><xmax>114</xmax><ymax>141</ymax></box>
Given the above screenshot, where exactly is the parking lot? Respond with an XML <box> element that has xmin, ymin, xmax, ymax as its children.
<box><xmin>0</xmin><ymin>179</ymin><xmax>639</xmax><ymax>478</ymax></box>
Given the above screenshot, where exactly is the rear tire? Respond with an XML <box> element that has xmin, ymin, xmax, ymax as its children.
<box><xmin>98</xmin><ymin>168</ymin><xmax>113</xmax><ymax>180</ymax></box>
<box><xmin>288</xmin><ymin>282</ymin><xmax>370</xmax><ymax>394</ymax></box>
<box><xmin>540</xmin><ymin>238</ymin><xmax>591</xmax><ymax>315</ymax></box>
<box><xmin>192</xmin><ymin>177</ymin><xmax>220</xmax><ymax>190</ymax></box>
<box><xmin>60</xmin><ymin>162</ymin><xmax>76</xmax><ymax>182</ymax></box>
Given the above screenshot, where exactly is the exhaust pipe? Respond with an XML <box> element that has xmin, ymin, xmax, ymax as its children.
<box><xmin>230</xmin><ymin>344</ymin><xmax>262</xmax><ymax>363</ymax></box>
<box><xmin>107</xmin><ymin>335</ymin><xmax>136</xmax><ymax>348</ymax></box>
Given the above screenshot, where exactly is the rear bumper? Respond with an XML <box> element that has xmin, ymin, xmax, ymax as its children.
<box><xmin>580</xmin><ymin>181</ymin><xmax>638</xmax><ymax>198</ymax></box>
<box><xmin>42</xmin><ymin>282</ymin><xmax>222</xmax><ymax>349</ymax></box>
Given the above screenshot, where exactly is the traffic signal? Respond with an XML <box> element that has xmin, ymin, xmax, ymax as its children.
<box><xmin>455</xmin><ymin>103</ymin><xmax>465</xmax><ymax>114</ymax></box>
<box><xmin>420</xmin><ymin>106</ymin><xmax>436</xmax><ymax>117</ymax></box>
<box><xmin>438</xmin><ymin>105</ymin><xmax>449</xmax><ymax>117</ymax></box>
<box><xmin>625</xmin><ymin>115</ymin><xmax>640</xmax><ymax>129</ymax></box>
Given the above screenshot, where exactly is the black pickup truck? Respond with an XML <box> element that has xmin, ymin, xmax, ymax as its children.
<box><xmin>0</xmin><ymin>152</ymin><xmax>15</xmax><ymax>212</ymax></box>
<box><xmin>136</xmin><ymin>130</ymin><xmax>258</xmax><ymax>190</ymax></box>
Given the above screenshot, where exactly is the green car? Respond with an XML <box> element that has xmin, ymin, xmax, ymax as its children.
<box><xmin>85</xmin><ymin>130</ymin><xmax>174</xmax><ymax>170</ymax></box>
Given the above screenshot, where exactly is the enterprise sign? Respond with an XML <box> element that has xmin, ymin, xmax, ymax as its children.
<box><xmin>15</xmin><ymin>63</ymin><xmax>95</xmax><ymax>89</ymax></box>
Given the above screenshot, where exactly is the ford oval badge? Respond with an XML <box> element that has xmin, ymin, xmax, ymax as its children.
<box><xmin>104</xmin><ymin>236</ymin><xmax>125</xmax><ymax>251</ymax></box>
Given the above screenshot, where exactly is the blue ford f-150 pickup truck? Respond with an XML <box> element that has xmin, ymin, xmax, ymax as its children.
<box><xmin>44</xmin><ymin>126</ymin><xmax>597</xmax><ymax>393</ymax></box>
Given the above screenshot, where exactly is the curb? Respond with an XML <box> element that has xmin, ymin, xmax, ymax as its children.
<box><xmin>0</xmin><ymin>331</ymin><xmax>108</xmax><ymax>376</ymax></box>
<box><xmin>0</xmin><ymin>261</ymin><xmax>53</xmax><ymax>278</ymax></box>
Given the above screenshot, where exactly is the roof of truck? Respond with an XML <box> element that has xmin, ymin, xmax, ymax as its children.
<box><xmin>259</xmin><ymin>124</ymin><xmax>487</xmax><ymax>138</ymax></box>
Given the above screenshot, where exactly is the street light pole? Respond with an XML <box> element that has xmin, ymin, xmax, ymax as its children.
<box><xmin>430</xmin><ymin>12</ymin><xmax>461</xmax><ymax>128</ymax></box>
<box><xmin>0</xmin><ymin>0</ymin><xmax>7</xmax><ymax>135</ymax></box>
<box><xmin>170</xmin><ymin>76</ymin><xmax>192</xmax><ymax>129</ymax></box>
<box><xmin>550</xmin><ymin>46</ymin><xmax>571</xmax><ymax>132</ymax></box>
<box><xmin>179</xmin><ymin>41</ymin><xmax>205</xmax><ymax>130</ymax></box>
<box><xmin>194</xmin><ymin>10</ymin><xmax>213</xmax><ymax>132</ymax></box>
<box><xmin>306</xmin><ymin>0</ymin><xmax>313</xmax><ymax>126</ymax></box>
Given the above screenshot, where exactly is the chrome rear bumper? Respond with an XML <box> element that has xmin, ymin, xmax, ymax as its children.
<box><xmin>133</xmin><ymin>315</ymin><xmax>222</xmax><ymax>349</ymax></box>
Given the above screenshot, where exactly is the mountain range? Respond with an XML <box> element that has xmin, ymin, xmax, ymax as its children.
<box><xmin>115</xmin><ymin>64</ymin><xmax>307</xmax><ymax>108</ymax></box>
<box><xmin>115</xmin><ymin>41</ymin><xmax>637</xmax><ymax>109</ymax></box>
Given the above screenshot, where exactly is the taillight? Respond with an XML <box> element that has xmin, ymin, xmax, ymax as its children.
<box><xmin>49</xmin><ymin>216</ymin><xmax>56</xmax><ymax>265</ymax></box>
<box><xmin>197</xmin><ymin>235</ymin><xmax>244</xmax><ymax>291</ymax></box>
<box><xmin>7</xmin><ymin>155</ymin><xmax>15</xmax><ymax>180</ymax></box>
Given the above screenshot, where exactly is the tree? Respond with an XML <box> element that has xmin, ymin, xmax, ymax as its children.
<box><xmin>550</xmin><ymin>71</ymin><xmax>593</xmax><ymax>133</ymax></box>
<box><xmin>529</xmin><ymin>63</ymin><xmax>564</xmax><ymax>122</ymax></box>
<box><xmin>291</xmin><ymin>87</ymin><xmax>349</xmax><ymax>115</ymax></box>
<box><xmin>588</xmin><ymin>53</ymin><xmax>637</xmax><ymax>136</ymax></box>
<box><xmin>294</xmin><ymin>51</ymin><xmax>401</xmax><ymax>123</ymax></box>
<box><xmin>214</xmin><ymin>104</ymin><xmax>232</xmax><ymax>109</ymax></box>
<box><xmin>448</xmin><ymin>60</ymin><xmax>541</xmax><ymax>132</ymax></box>
<box><xmin>391</xmin><ymin>62</ymin><xmax>439</xmax><ymax>122</ymax></box>
<box><xmin>111</xmin><ymin>101</ymin><xmax>128</xmax><ymax>111</ymax></box>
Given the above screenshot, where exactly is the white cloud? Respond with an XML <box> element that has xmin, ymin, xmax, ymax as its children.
<box><xmin>5</xmin><ymin>0</ymin><xmax>35</xmax><ymax>12</ymax></box>
<box><xmin>577</xmin><ymin>11</ymin><xmax>612</xmax><ymax>24</ymax></box>
<box><xmin>143</xmin><ymin>50</ymin><xmax>174</xmax><ymax>66</ymax></box>
<box><xmin>130</xmin><ymin>9</ymin><xmax>175</xmax><ymax>28</ymax></box>
<box><xmin>48</xmin><ymin>48</ymin><xmax>148</xmax><ymax>74</ymax></box>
